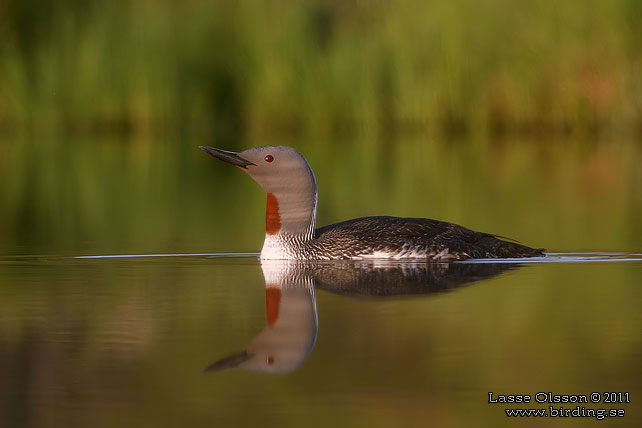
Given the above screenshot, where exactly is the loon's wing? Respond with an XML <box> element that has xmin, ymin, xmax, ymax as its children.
<box><xmin>314</xmin><ymin>216</ymin><xmax>544</xmax><ymax>259</ymax></box>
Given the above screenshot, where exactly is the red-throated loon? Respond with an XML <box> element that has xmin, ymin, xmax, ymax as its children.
<box><xmin>199</xmin><ymin>145</ymin><xmax>545</xmax><ymax>260</ymax></box>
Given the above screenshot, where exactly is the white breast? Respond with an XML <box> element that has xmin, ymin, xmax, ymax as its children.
<box><xmin>260</xmin><ymin>233</ymin><xmax>298</xmax><ymax>260</ymax></box>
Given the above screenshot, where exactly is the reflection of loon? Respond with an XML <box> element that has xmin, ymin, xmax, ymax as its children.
<box><xmin>205</xmin><ymin>261</ymin><xmax>318</xmax><ymax>374</ymax></box>
<box><xmin>205</xmin><ymin>260</ymin><xmax>517</xmax><ymax>374</ymax></box>
<box><xmin>313</xmin><ymin>260</ymin><xmax>517</xmax><ymax>297</ymax></box>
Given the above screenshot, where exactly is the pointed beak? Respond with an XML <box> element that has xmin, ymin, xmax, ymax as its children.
<box><xmin>199</xmin><ymin>146</ymin><xmax>255</xmax><ymax>169</ymax></box>
<box><xmin>203</xmin><ymin>350</ymin><xmax>250</xmax><ymax>373</ymax></box>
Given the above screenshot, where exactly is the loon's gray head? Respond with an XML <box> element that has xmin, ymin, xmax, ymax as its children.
<box><xmin>200</xmin><ymin>145</ymin><xmax>318</xmax><ymax>239</ymax></box>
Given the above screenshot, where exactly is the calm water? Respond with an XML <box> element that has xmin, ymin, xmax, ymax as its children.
<box><xmin>2</xmin><ymin>135</ymin><xmax>642</xmax><ymax>427</ymax></box>
<box><xmin>1</xmin><ymin>253</ymin><xmax>641</xmax><ymax>428</ymax></box>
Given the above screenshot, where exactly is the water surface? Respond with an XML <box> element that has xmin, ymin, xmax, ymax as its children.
<box><xmin>1</xmin><ymin>253</ymin><xmax>640</xmax><ymax>427</ymax></box>
<box><xmin>2</xmin><ymin>132</ymin><xmax>642</xmax><ymax>427</ymax></box>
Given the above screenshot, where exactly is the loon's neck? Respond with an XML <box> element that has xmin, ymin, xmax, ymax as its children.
<box><xmin>260</xmin><ymin>174</ymin><xmax>318</xmax><ymax>260</ymax></box>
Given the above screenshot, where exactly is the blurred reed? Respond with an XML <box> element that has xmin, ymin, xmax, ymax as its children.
<box><xmin>1</xmin><ymin>0</ymin><xmax>642</xmax><ymax>256</ymax></box>
<box><xmin>1</xmin><ymin>0</ymin><xmax>641</xmax><ymax>141</ymax></box>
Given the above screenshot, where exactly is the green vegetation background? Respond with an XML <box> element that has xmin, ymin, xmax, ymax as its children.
<box><xmin>2</xmin><ymin>0</ymin><xmax>642</xmax><ymax>137</ymax></box>
<box><xmin>1</xmin><ymin>0</ymin><xmax>641</xmax><ymax>254</ymax></box>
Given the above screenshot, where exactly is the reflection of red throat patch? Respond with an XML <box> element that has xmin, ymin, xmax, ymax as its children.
<box><xmin>266</xmin><ymin>193</ymin><xmax>281</xmax><ymax>235</ymax></box>
<box><xmin>265</xmin><ymin>287</ymin><xmax>281</xmax><ymax>326</ymax></box>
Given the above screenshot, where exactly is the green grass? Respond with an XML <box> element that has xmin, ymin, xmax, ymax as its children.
<box><xmin>2</xmin><ymin>1</ymin><xmax>642</xmax><ymax>256</ymax></box>
<box><xmin>1</xmin><ymin>0</ymin><xmax>641</xmax><ymax>139</ymax></box>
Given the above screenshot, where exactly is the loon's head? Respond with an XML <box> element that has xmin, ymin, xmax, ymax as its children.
<box><xmin>199</xmin><ymin>145</ymin><xmax>314</xmax><ymax>195</ymax></box>
<box><xmin>200</xmin><ymin>145</ymin><xmax>318</xmax><ymax>237</ymax></box>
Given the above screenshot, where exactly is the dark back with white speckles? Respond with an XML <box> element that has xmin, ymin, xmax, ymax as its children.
<box><xmin>308</xmin><ymin>216</ymin><xmax>544</xmax><ymax>260</ymax></box>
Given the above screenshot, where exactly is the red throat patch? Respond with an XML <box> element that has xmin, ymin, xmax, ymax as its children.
<box><xmin>265</xmin><ymin>287</ymin><xmax>281</xmax><ymax>326</ymax></box>
<box><xmin>265</xmin><ymin>193</ymin><xmax>281</xmax><ymax>235</ymax></box>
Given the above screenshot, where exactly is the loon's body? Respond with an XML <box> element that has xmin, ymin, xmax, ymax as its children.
<box><xmin>200</xmin><ymin>145</ymin><xmax>544</xmax><ymax>260</ymax></box>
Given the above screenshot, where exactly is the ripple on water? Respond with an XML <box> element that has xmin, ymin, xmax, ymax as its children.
<box><xmin>1</xmin><ymin>251</ymin><xmax>640</xmax><ymax>264</ymax></box>
<box><xmin>61</xmin><ymin>251</ymin><xmax>642</xmax><ymax>264</ymax></box>
<box><xmin>457</xmin><ymin>252</ymin><xmax>642</xmax><ymax>264</ymax></box>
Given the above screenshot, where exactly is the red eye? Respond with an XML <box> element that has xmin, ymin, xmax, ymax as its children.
<box><xmin>264</xmin><ymin>154</ymin><xmax>274</xmax><ymax>163</ymax></box>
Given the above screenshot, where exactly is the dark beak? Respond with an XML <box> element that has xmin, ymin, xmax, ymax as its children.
<box><xmin>199</xmin><ymin>146</ymin><xmax>255</xmax><ymax>169</ymax></box>
<box><xmin>203</xmin><ymin>350</ymin><xmax>251</xmax><ymax>373</ymax></box>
